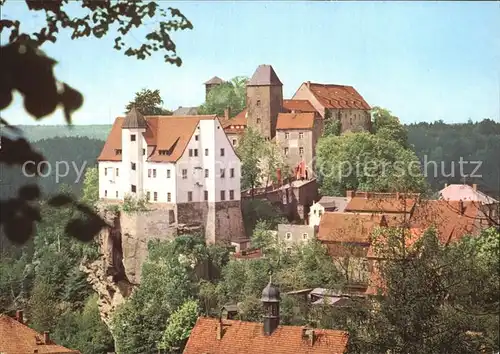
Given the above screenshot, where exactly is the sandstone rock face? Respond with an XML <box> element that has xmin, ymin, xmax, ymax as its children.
<box><xmin>82</xmin><ymin>201</ymin><xmax>245</xmax><ymax>327</ymax></box>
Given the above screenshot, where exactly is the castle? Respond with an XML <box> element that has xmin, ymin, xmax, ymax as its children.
<box><xmin>218</xmin><ymin>64</ymin><xmax>372</xmax><ymax>178</ymax></box>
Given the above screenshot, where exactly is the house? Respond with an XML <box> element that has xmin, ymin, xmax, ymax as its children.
<box><xmin>277</xmin><ymin>224</ymin><xmax>316</xmax><ymax>249</ymax></box>
<box><xmin>308</xmin><ymin>196</ymin><xmax>352</xmax><ymax>227</ymax></box>
<box><xmin>97</xmin><ymin>108</ymin><xmax>244</xmax><ymax>243</ymax></box>
<box><xmin>183</xmin><ymin>280</ymin><xmax>349</xmax><ymax>354</ymax></box>
<box><xmin>291</xmin><ymin>81</ymin><xmax>371</xmax><ymax>133</ymax></box>
<box><xmin>439</xmin><ymin>183</ymin><xmax>498</xmax><ymax>204</ymax></box>
<box><xmin>0</xmin><ymin>311</ymin><xmax>80</xmax><ymax>354</ymax></box>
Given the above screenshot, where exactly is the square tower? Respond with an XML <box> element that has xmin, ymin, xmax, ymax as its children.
<box><xmin>246</xmin><ymin>65</ymin><xmax>283</xmax><ymax>139</ymax></box>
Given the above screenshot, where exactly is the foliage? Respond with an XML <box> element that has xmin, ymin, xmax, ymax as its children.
<box><xmin>160</xmin><ymin>299</ymin><xmax>200</xmax><ymax>352</ymax></box>
<box><xmin>372</xmin><ymin>106</ymin><xmax>409</xmax><ymax>148</ymax></box>
<box><xmin>250</xmin><ymin>220</ymin><xmax>277</xmax><ymax>252</ymax></box>
<box><xmin>125</xmin><ymin>88</ymin><xmax>172</xmax><ymax>115</ymax></box>
<box><xmin>323</xmin><ymin>118</ymin><xmax>341</xmax><ymax>137</ymax></box>
<box><xmin>241</xmin><ymin>198</ymin><xmax>286</xmax><ymax>237</ymax></box>
<box><xmin>316</xmin><ymin>132</ymin><xmax>429</xmax><ymax>196</ymax></box>
<box><xmin>237</xmin><ymin>128</ymin><xmax>266</xmax><ymax>192</ymax></box>
<box><xmin>121</xmin><ymin>194</ymin><xmax>150</xmax><ymax>213</ymax></box>
<box><xmin>53</xmin><ymin>295</ymin><xmax>114</xmax><ymax>354</ymax></box>
<box><xmin>198</xmin><ymin>76</ymin><xmax>248</xmax><ymax>116</ymax></box>
<box><xmin>80</xmin><ymin>166</ymin><xmax>99</xmax><ymax>208</ymax></box>
<box><xmin>112</xmin><ymin>235</ymin><xmax>214</xmax><ymax>354</ymax></box>
<box><xmin>28</xmin><ymin>278</ymin><xmax>59</xmax><ymax>333</ymax></box>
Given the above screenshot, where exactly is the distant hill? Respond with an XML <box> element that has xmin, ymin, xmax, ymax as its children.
<box><xmin>16</xmin><ymin>125</ymin><xmax>112</xmax><ymax>141</ymax></box>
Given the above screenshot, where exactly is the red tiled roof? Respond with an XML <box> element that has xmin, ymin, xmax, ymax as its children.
<box><xmin>276</xmin><ymin>112</ymin><xmax>315</xmax><ymax>130</ymax></box>
<box><xmin>345</xmin><ymin>197</ymin><xmax>417</xmax><ymax>214</ymax></box>
<box><xmin>317</xmin><ymin>212</ymin><xmax>384</xmax><ymax>243</ymax></box>
<box><xmin>0</xmin><ymin>315</ymin><xmax>80</xmax><ymax>354</ymax></box>
<box><xmin>306</xmin><ymin>83</ymin><xmax>370</xmax><ymax>110</ymax></box>
<box><xmin>184</xmin><ymin>317</ymin><xmax>349</xmax><ymax>354</ymax></box>
<box><xmin>97</xmin><ymin>115</ymin><xmax>217</xmax><ymax>162</ymax></box>
<box><xmin>410</xmin><ymin>200</ymin><xmax>482</xmax><ymax>244</ymax></box>
<box><xmin>283</xmin><ymin>99</ymin><xmax>318</xmax><ymax>113</ymax></box>
<box><xmin>223</xmin><ymin>109</ymin><xmax>247</xmax><ymax>134</ymax></box>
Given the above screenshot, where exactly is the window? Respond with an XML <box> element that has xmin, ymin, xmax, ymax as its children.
<box><xmin>220</xmin><ymin>148</ymin><xmax>225</xmax><ymax>157</ymax></box>
<box><xmin>285</xmin><ymin>232</ymin><xmax>292</xmax><ymax>240</ymax></box>
<box><xmin>131</xmin><ymin>134</ymin><xmax>136</xmax><ymax>142</ymax></box>
<box><xmin>302</xmin><ymin>233</ymin><xmax>308</xmax><ymax>240</ymax></box>
<box><xmin>131</xmin><ymin>185</ymin><xmax>136</xmax><ymax>193</ymax></box>
<box><xmin>146</xmin><ymin>191</ymin><xmax>151</xmax><ymax>201</ymax></box>
<box><xmin>167</xmin><ymin>193</ymin><xmax>171</xmax><ymax>202</ymax></box>
<box><xmin>314</xmin><ymin>209</ymin><xmax>317</xmax><ymax>215</ymax></box>
<box><xmin>194</xmin><ymin>149</ymin><xmax>198</xmax><ymax>157</ymax></box>
<box><xmin>299</xmin><ymin>147</ymin><xmax>304</xmax><ymax>156</ymax></box>
<box><xmin>220</xmin><ymin>168</ymin><xmax>225</xmax><ymax>178</ymax></box>
<box><xmin>285</xmin><ymin>132</ymin><xmax>289</xmax><ymax>139</ymax></box>
<box><xmin>204</xmin><ymin>190</ymin><xmax>208</xmax><ymax>201</ymax></box>
<box><xmin>153</xmin><ymin>192</ymin><xmax>157</xmax><ymax>201</ymax></box>
<box><xmin>104</xmin><ymin>168</ymin><xmax>107</xmax><ymax>176</ymax></box>
<box><xmin>104</xmin><ymin>190</ymin><xmax>107</xmax><ymax>197</ymax></box>
<box><xmin>131</xmin><ymin>162</ymin><xmax>136</xmax><ymax>170</ymax></box>
<box><xmin>232</xmin><ymin>139</ymin><xmax>237</xmax><ymax>146</ymax></box>
<box><xmin>256</xmin><ymin>99</ymin><xmax>261</xmax><ymax>106</ymax></box>
<box><xmin>116</xmin><ymin>168</ymin><xmax>119</xmax><ymax>177</ymax></box>
<box><xmin>230</xmin><ymin>168</ymin><xmax>235</xmax><ymax>178</ymax></box>
<box><xmin>256</xmin><ymin>118</ymin><xmax>261</xmax><ymax>124</ymax></box>
<box><xmin>350</xmin><ymin>117</ymin><xmax>353</xmax><ymax>125</ymax></box>
<box><xmin>153</xmin><ymin>169</ymin><xmax>156</xmax><ymax>178</ymax></box>
<box><xmin>220</xmin><ymin>190</ymin><xmax>226</xmax><ymax>201</ymax></box>
<box><xmin>189</xmin><ymin>149</ymin><xmax>193</xmax><ymax>157</ymax></box>
<box><xmin>188</xmin><ymin>191</ymin><xmax>193</xmax><ymax>202</ymax></box>
<box><xmin>167</xmin><ymin>169</ymin><xmax>171</xmax><ymax>178</ymax></box>
<box><xmin>182</xmin><ymin>169</ymin><xmax>188</xmax><ymax>179</ymax></box>
<box><xmin>284</xmin><ymin>147</ymin><xmax>289</xmax><ymax>156</ymax></box>
<box><xmin>299</xmin><ymin>132</ymin><xmax>304</xmax><ymax>139</ymax></box>
<box><xmin>195</xmin><ymin>135</ymin><xmax>199</xmax><ymax>141</ymax></box>
<box><xmin>205</xmin><ymin>149</ymin><xmax>209</xmax><ymax>156</ymax></box>
<box><xmin>116</xmin><ymin>191</ymin><xmax>118</xmax><ymax>198</ymax></box>
<box><xmin>143</xmin><ymin>148</ymin><xmax>146</xmax><ymax>156</ymax></box>
<box><xmin>148</xmin><ymin>169</ymin><xmax>151</xmax><ymax>178</ymax></box>
<box><xmin>229</xmin><ymin>190</ymin><xmax>234</xmax><ymax>200</ymax></box>
<box><xmin>115</xmin><ymin>149</ymin><xmax>122</xmax><ymax>155</ymax></box>
<box><xmin>205</xmin><ymin>169</ymin><xmax>209</xmax><ymax>178</ymax></box>
<box><xmin>318</xmin><ymin>210</ymin><xmax>323</xmax><ymax>217</ymax></box>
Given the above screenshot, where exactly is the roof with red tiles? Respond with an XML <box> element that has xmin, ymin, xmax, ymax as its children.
<box><xmin>344</xmin><ymin>197</ymin><xmax>417</xmax><ymax>214</ymax></box>
<box><xmin>317</xmin><ymin>212</ymin><xmax>385</xmax><ymax>244</ymax></box>
<box><xmin>305</xmin><ymin>82</ymin><xmax>370</xmax><ymax>110</ymax></box>
<box><xmin>283</xmin><ymin>99</ymin><xmax>318</xmax><ymax>113</ymax></box>
<box><xmin>276</xmin><ymin>112</ymin><xmax>316</xmax><ymax>130</ymax></box>
<box><xmin>97</xmin><ymin>115</ymin><xmax>218</xmax><ymax>162</ymax></box>
<box><xmin>0</xmin><ymin>315</ymin><xmax>80</xmax><ymax>354</ymax></box>
<box><xmin>183</xmin><ymin>317</ymin><xmax>349</xmax><ymax>354</ymax></box>
<box><xmin>223</xmin><ymin>109</ymin><xmax>248</xmax><ymax>134</ymax></box>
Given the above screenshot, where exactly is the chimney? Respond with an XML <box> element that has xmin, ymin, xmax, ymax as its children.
<box><xmin>346</xmin><ymin>190</ymin><xmax>354</xmax><ymax>198</ymax></box>
<box><xmin>396</xmin><ymin>192</ymin><xmax>400</xmax><ymax>200</ymax></box>
<box><xmin>459</xmin><ymin>199</ymin><xmax>465</xmax><ymax>216</ymax></box>
<box><xmin>302</xmin><ymin>328</ymin><xmax>316</xmax><ymax>346</ymax></box>
<box><xmin>472</xmin><ymin>183</ymin><xmax>477</xmax><ymax>191</ymax></box>
<box><xmin>216</xmin><ymin>317</ymin><xmax>223</xmax><ymax>340</ymax></box>
<box><xmin>224</xmin><ymin>107</ymin><xmax>231</xmax><ymax>121</ymax></box>
<box><xmin>445</xmin><ymin>183</ymin><xmax>448</xmax><ymax>188</ymax></box>
<box><xmin>306</xmin><ymin>81</ymin><xmax>311</xmax><ymax>88</ymax></box>
<box><xmin>43</xmin><ymin>331</ymin><xmax>50</xmax><ymax>344</ymax></box>
<box><xmin>16</xmin><ymin>310</ymin><xmax>23</xmax><ymax>324</ymax></box>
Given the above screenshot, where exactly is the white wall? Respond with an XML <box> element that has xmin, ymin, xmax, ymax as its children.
<box><xmin>142</xmin><ymin>162</ymin><xmax>177</xmax><ymax>203</ymax></box>
<box><xmin>122</xmin><ymin>127</ymin><xmax>146</xmax><ymax>197</ymax></box>
<box><xmin>98</xmin><ymin>161</ymin><xmax>121</xmax><ymax>199</ymax></box>
<box><xmin>309</xmin><ymin>202</ymin><xmax>325</xmax><ymax>227</ymax></box>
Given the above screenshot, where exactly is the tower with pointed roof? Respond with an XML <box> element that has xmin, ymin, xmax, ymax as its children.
<box><xmin>122</xmin><ymin>106</ymin><xmax>147</xmax><ymax>197</ymax></box>
<box><xmin>261</xmin><ymin>276</ymin><xmax>280</xmax><ymax>336</ymax></box>
<box><xmin>246</xmin><ymin>65</ymin><xmax>283</xmax><ymax>139</ymax></box>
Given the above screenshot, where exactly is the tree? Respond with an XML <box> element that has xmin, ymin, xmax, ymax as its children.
<box><xmin>28</xmin><ymin>278</ymin><xmax>59</xmax><ymax>333</ymax></box>
<box><xmin>372</xmin><ymin>106</ymin><xmax>409</xmax><ymax>148</ymax></box>
<box><xmin>1</xmin><ymin>0</ymin><xmax>192</xmax><ymax>246</ymax></box>
<box><xmin>316</xmin><ymin>132</ymin><xmax>429</xmax><ymax>196</ymax></box>
<box><xmin>237</xmin><ymin>128</ymin><xmax>266</xmax><ymax>195</ymax></box>
<box><xmin>80</xmin><ymin>167</ymin><xmax>99</xmax><ymax>208</ymax></box>
<box><xmin>198</xmin><ymin>76</ymin><xmax>248</xmax><ymax>116</ymax></box>
<box><xmin>160</xmin><ymin>299</ymin><xmax>200</xmax><ymax>352</ymax></box>
<box><xmin>125</xmin><ymin>88</ymin><xmax>172</xmax><ymax>115</ymax></box>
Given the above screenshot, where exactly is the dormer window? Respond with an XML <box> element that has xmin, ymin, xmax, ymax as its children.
<box><xmin>115</xmin><ymin>149</ymin><xmax>122</xmax><ymax>155</ymax></box>
<box><xmin>159</xmin><ymin>150</ymin><xmax>169</xmax><ymax>156</ymax></box>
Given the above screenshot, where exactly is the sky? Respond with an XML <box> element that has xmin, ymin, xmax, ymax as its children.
<box><xmin>2</xmin><ymin>1</ymin><xmax>500</xmax><ymax>126</ymax></box>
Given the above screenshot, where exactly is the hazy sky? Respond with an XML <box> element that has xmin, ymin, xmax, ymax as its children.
<box><xmin>2</xmin><ymin>1</ymin><xmax>499</xmax><ymax>125</ymax></box>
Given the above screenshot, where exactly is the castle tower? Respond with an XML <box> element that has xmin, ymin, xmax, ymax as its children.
<box><xmin>122</xmin><ymin>106</ymin><xmax>147</xmax><ymax>197</ymax></box>
<box><xmin>246</xmin><ymin>65</ymin><xmax>283</xmax><ymax>140</ymax></box>
<box><xmin>204</xmin><ymin>76</ymin><xmax>225</xmax><ymax>101</ymax></box>
<box><xmin>261</xmin><ymin>276</ymin><xmax>280</xmax><ymax>336</ymax></box>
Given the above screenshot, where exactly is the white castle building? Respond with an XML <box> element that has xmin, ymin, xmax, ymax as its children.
<box><xmin>97</xmin><ymin>108</ymin><xmax>245</xmax><ymax>243</ymax></box>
